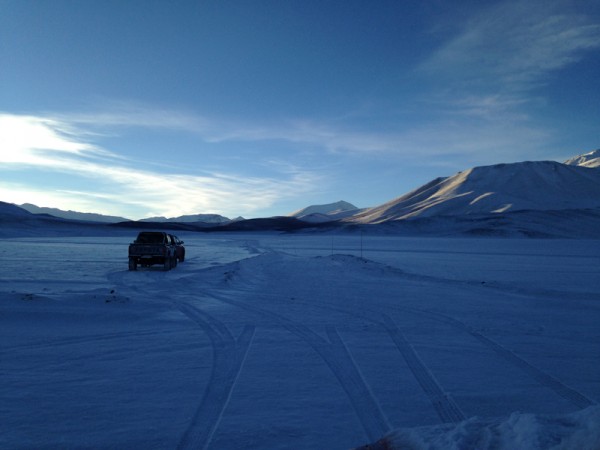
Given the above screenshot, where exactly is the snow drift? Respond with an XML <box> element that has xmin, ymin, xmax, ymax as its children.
<box><xmin>359</xmin><ymin>405</ymin><xmax>600</xmax><ymax>450</ymax></box>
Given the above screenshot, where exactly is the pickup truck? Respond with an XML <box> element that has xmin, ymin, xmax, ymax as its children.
<box><xmin>128</xmin><ymin>231</ymin><xmax>183</xmax><ymax>271</ymax></box>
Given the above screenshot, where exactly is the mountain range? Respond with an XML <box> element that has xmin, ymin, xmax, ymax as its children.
<box><xmin>19</xmin><ymin>204</ymin><xmax>130</xmax><ymax>223</ymax></box>
<box><xmin>140</xmin><ymin>214</ymin><xmax>235</xmax><ymax>224</ymax></box>
<box><xmin>2</xmin><ymin>149</ymin><xmax>599</xmax><ymax>237</ymax></box>
<box><xmin>16</xmin><ymin>206</ymin><xmax>235</xmax><ymax>224</ymax></box>
<box><xmin>346</xmin><ymin>159</ymin><xmax>600</xmax><ymax>224</ymax></box>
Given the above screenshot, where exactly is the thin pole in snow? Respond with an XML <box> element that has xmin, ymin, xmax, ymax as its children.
<box><xmin>360</xmin><ymin>230</ymin><xmax>363</xmax><ymax>259</ymax></box>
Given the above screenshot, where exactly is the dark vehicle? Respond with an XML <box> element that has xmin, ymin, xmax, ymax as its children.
<box><xmin>128</xmin><ymin>231</ymin><xmax>183</xmax><ymax>271</ymax></box>
<box><xmin>169</xmin><ymin>234</ymin><xmax>185</xmax><ymax>262</ymax></box>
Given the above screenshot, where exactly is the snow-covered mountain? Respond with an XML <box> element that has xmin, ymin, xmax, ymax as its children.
<box><xmin>20</xmin><ymin>203</ymin><xmax>130</xmax><ymax>223</ymax></box>
<box><xmin>564</xmin><ymin>149</ymin><xmax>600</xmax><ymax>168</ymax></box>
<box><xmin>140</xmin><ymin>213</ymin><xmax>231</xmax><ymax>224</ymax></box>
<box><xmin>345</xmin><ymin>160</ymin><xmax>600</xmax><ymax>224</ymax></box>
<box><xmin>288</xmin><ymin>200</ymin><xmax>361</xmax><ymax>222</ymax></box>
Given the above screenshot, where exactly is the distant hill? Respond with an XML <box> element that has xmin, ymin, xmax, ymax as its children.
<box><xmin>20</xmin><ymin>203</ymin><xmax>130</xmax><ymax>223</ymax></box>
<box><xmin>207</xmin><ymin>216</ymin><xmax>319</xmax><ymax>232</ymax></box>
<box><xmin>1</xmin><ymin>202</ymin><xmax>33</xmax><ymax>217</ymax></box>
<box><xmin>288</xmin><ymin>200</ymin><xmax>361</xmax><ymax>222</ymax></box>
<box><xmin>16</xmin><ymin>203</ymin><xmax>233</xmax><ymax>224</ymax></box>
<box><xmin>0</xmin><ymin>202</ymin><xmax>116</xmax><ymax>238</ymax></box>
<box><xmin>140</xmin><ymin>213</ymin><xmax>232</xmax><ymax>224</ymax></box>
<box><xmin>345</xmin><ymin>159</ymin><xmax>600</xmax><ymax>224</ymax></box>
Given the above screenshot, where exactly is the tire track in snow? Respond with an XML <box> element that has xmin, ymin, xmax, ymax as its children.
<box><xmin>175</xmin><ymin>302</ymin><xmax>255</xmax><ymax>450</ymax></box>
<box><xmin>324</xmin><ymin>326</ymin><xmax>392</xmax><ymax>441</ymax></box>
<box><xmin>407</xmin><ymin>308</ymin><xmax>596</xmax><ymax>409</ymax></box>
<box><xmin>274</xmin><ymin>295</ymin><xmax>467</xmax><ymax>425</ymax></box>
<box><xmin>0</xmin><ymin>329</ymin><xmax>184</xmax><ymax>354</ymax></box>
<box><xmin>288</xmin><ymin>291</ymin><xmax>595</xmax><ymax>414</ymax></box>
<box><xmin>381</xmin><ymin>315</ymin><xmax>466</xmax><ymax>423</ymax></box>
<box><xmin>208</xmin><ymin>293</ymin><xmax>391</xmax><ymax>442</ymax></box>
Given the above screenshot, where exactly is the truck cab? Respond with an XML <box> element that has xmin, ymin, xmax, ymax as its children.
<box><xmin>128</xmin><ymin>231</ymin><xmax>182</xmax><ymax>271</ymax></box>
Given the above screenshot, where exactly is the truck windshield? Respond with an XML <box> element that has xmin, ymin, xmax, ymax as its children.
<box><xmin>135</xmin><ymin>233</ymin><xmax>165</xmax><ymax>244</ymax></box>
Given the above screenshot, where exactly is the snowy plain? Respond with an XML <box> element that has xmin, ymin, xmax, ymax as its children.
<box><xmin>1</xmin><ymin>231</ymin><xmax>599</xmax><ymax>449</ymax></box>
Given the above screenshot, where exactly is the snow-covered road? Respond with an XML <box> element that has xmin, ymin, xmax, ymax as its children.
<box><xmin>1</xmin><ymin>233</ymin><xmax>599</xmax><ymax>449</ymax></box>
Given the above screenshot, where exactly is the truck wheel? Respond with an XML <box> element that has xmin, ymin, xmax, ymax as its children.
<box><xmin>179</xmin><ymin>251</ymin><xmax>185</xmax><ymax>263</ymax></box>
<box><xmin>128</xmin><ymin>257</ymin><xmax>137</xmax><ymax>271</ymax></box>
<box><xmin>163</xmin><ymin>257</ymin><xmax>171</xmax><ymax>271</ymax></box>
<box><xmin>171</xmin><ymin>256</ymin><xmax>178</xmax><ymax>268</ymax></box>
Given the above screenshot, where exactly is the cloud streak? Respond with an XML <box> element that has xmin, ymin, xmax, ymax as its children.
<box><xmin>0</xmin><ymin>113</ymin><xmax>320</xmax><ymax>219</ymax></box>
<box><xmin>404</xmin><ymin>0</ymin><xmax>600</xmax><ymax>164</ymax></box>
<box><xmin>423</xmin><ymin>0</ymin><xmax>600</xmax><ymax>92</ymax></box>
<box><xmin>49</xmin><ymin>101</ymin><xmax>548</xmax><ymax>163</ymax></box>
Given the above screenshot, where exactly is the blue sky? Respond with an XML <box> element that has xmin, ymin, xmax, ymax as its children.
<box><xmin>1</xmin><ymin>0</ymin><xmax>599</xmax><ymax>219</ymax></box>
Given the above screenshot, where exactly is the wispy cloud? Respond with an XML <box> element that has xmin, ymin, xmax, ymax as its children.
<box><xmin>407</xmin><ymin>0</ymin><xmax>600</xmax><ymax>163</ymax></box>
<box><xmin>422</xmin><ymin>0</ymin><xmax>600</xmax><ymax>93</ymax></box>
<box><xmin>59</xmin><ymin>101</ymin><xmax>558</xmax><ymax>168</ymax></box>
<box><xmin>52</xmin><ymin>102</ymin><xmax>544</xmax><ymax>162</ymax></box>
<box><xmin>57</xmin><ymin>102</ymin><xmax>403</xmax><ymax>154</ymax></box>
<box><xmin>0</xmin><ymin>113</ymin><xmax>320</xmax><ymax>218</ymax></box>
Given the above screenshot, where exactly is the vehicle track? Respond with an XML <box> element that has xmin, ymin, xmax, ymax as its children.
<box><xmin>106</xmin><ymin>270</ymin><xmax>258</xmax><ymax>449</ymax></box>
<box><xmin>404</xmin><ymin>307</ymin><xmax>597</xmax><ymax>409</ymax></box>
<box><xmin>175</xmin><ymin>301</ymin><xmax>255</xmax><ymax>450</ymax></box>
<box><xmin>381</xmin><ymin>314</ymin><xmax>466</xmax><ymax>423</ymax></box>
<box><xmin>288</xmin><ymin>294</ymin><xmax>596</xmax><ymax>412</ymax></box>
<box><xmin>282</xmin><ymin>295</ymin><xmax>466</xmax><ymax>424</ymax></box>
<box><xmin>0</xmin><ymin>329</ymin><xmax>185</xmax><ymax>355</ymax></box>
<box><xmin>229</xmin><ymin>286</ymin><xmax>466</xmax><ymax>426</ymax></box>
<box><xmin>207</xmin><ymin>292</ymin><xmax>391</xmax><ymax>442</ymax></box>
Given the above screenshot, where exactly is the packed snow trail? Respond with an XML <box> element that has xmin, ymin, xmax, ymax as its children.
<box><xmin>208</xmin><ymin>290</ymin><xmax>392</xmax><ymax>442</ymax></box>
<box><xmin>404</xmin><ymin>307</ymin><xmax>597</xmax><ymax>409</ymax></box>
<box><xmin>175</xmin><ymin>302</ymin><xmax>255</xmax><ymax>450</ymax></box>
<box><xmin>381</xmin><ymin>315</ymin><xmax>466</xmax><ymax>423</ymax></box>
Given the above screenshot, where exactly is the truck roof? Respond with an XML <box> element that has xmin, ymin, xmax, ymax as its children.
<box><xmin>135</xmin><ymin>231</ymin><xmax>168</xmax><ymax>244</ymax></box>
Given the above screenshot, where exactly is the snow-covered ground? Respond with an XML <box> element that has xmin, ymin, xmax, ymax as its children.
<box><xmin>1</xmin><ymin>232</ymin><xmax>599</xmax><ymax>449</ymax></box>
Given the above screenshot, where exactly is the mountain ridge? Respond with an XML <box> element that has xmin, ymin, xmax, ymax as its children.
<box><xmin>19</xmin><ymin>203</ymin><xmax>130</xmax><ymax>223</ymax></box>
<box><xmin>140</xmin><ymin>213</ymin><xmax>232</xmax><ymax>224</ymax></box>
<box><xmin>288</xmin><ymin>200</ymin><xmax>360</xmax><ymax>222</ymax></box>
<box><xmin>344</xmin><ymin>159</ymin><xmax>600</xmax><ymax>224</ymax></box>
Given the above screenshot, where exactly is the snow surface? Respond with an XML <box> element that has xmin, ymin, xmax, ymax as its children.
<box><xmin>1</xmin><ymin>231</ymin><xmax>599</xmax><ymax>449</ymax></box>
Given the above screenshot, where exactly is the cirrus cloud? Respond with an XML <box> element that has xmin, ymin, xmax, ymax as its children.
<box><xmin>0</xmin><ymin>113</ymin><xmax>320</xmax><ymax>219</ymax></box>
